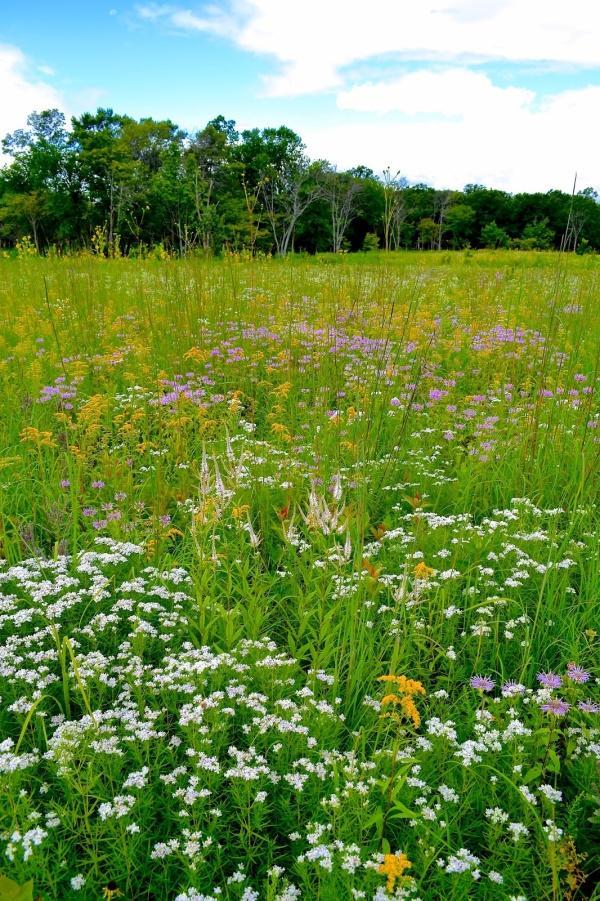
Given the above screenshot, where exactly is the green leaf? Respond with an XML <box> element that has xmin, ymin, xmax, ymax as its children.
<box><xmin>546</xmin><ymin>749</ymin><xmax>561</xmax><ymax>774</ymax></box>
<box><xmin>0</xmin><ymin>875</ymin><xmax>34</xmax><ymax>901</ymax></box>
<box><xmin>523</xmin><ymin>764</ymin><xmax>543</xmax><ymax>784</ymax></box>
<box><xmin>365</xmin><ymin>808</ymin><xmax>384</xmax><ymax>838</ymax></box>
<box><xmin>390</xmin><ymin>800</ymin><xmax>421</xmax><ymax>820</ymax></box>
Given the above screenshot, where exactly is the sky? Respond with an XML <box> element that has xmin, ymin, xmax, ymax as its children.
<box><xmin>1</xmin><ymin>0</ymin><xmax>600</xmax><ymax>193</ymax></box>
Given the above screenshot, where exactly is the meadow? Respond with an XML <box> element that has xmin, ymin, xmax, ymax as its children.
<box><xmin>0</xmin><ymin>249</ymin><xmax>598</xmax><ymax>900</ymax></box>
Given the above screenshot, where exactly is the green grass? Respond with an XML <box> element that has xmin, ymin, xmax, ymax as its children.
<box><xmin>0</xmin><ymin>249</ymin><xmax>598</xmax><ymax>900</ymax></box>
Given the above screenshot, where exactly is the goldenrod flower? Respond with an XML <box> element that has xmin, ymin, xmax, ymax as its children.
<box><xmin>379</xmin><ymin>852</ymin><xmax>412</xmax><ymax>893</ymax></box>
<box><xmin>378</xmin><ymin>675</ymin><xmax>425</xmax><ymax>728</ymax></box>
<box><xmin>412</xmin><ymin>561</ymin><xmax>435</xmax><ymax>580</ymax></box>
<box><xmin>400</xmin><ymin>695</ymin><xmax>421</xmax><ymax>728</ymax></box>
<box><xmin>20</xmin><ymin>427</ymin><xmax>57</xmax><ymax>448</ymax></box>
<box><xmin>377</xmin><ymin>675</ymin><xmax>425</xmax><ymax>696</ymax></box>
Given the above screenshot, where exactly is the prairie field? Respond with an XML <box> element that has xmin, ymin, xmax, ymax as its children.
<box><xmin>0</xmin><ymin>250</ymin><xmax>599</xmax><ymax>901</ymax></box>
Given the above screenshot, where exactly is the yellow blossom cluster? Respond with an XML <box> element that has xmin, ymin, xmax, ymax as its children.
<box><xmin>377</xmin><ymin>675</ymin><xmax>426</xmax><ymax>728</ymax></box>
<box><xmin>379</xmin><ymin>852</ymin><xmax>412</xmax><ymax>893</ymax></box>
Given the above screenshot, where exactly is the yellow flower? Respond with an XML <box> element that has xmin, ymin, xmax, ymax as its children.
<box><xmin>380</xmin><ymin>693</ymin><xmax>401</xmax><ymax>707</ymax></box>
<box><xmin>412</xmin><ymin>561</ymin><xmax>434</xmax><ymax>580</ymax></box>
<box><xmin>377</xmin><ymin>675</ymin><xmax>425</xmax><ymax>729</ymax></box>
<box><xmin>184</xmin><ymin>346</ymin><xmax>208</xmax><ymax>362</ymax></box>
<box><xmin>400</xmin><ymin>694</ymin><xmax>421</xmax><ymax>728</ymax></box>
<box><xmin>377</xmin><ymin>675</ymin><xmax>425</xmax><ymax>697</ymax></box>
<box><xmin>232</xmin><ymin>504</ymin><xmax>250</xmax><ymax>519</ymax></box>
<box><xmin>271</xmin><ymin>381</ymin><xmax>292</xmax><ymax>399</ymax></box>
<box><xmin>20</xmin><ymin>426</ymin><xmax>57</xmax><ymax>448</ymax></box>
<box><xmin>271</xmin><ymin>422</ymin><xmax>291</xmax><ymax>440</ymax></box>
<box><xmin>379</xmin><ymin>852</ymin><xmax>412</xmax><ymax>893</ymax></box>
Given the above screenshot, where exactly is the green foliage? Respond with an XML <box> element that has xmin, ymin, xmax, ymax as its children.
<box><xmin>481</xmin><ymin>219</ymin><xmax>510</xmax><ymax>248</ymax></box>
<box><xmin>518</xmin><ymin>217</ymin><xmax>555</xmax><ymax>250</ymax></box>
<box><xmin>0</xmin><ymin>875</ymin><xmax>33</xmax><ymax>901</ymax></box>
<box><xmin>0</xmin><ymin>252</ymin><xmax>599</xmax><ymax>898</ymax></box>
<box><xmin>444</xmin><ymin>203</ymin><xmax>475</xmax><ymax>247</ymax></box>
<box><xmin>361</xmin><ymin>231</ymin><xmax>380</xmax><ymax>251</ymax></box>
<box><xmin>2</xmin><ymin>108</ymin><xmax>600</xmax><ymax>256</ymax></box>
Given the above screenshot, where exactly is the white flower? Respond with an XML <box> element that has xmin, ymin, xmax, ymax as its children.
<box><xmin>539</xmin><ymin>784</ymin><xmax>562</xmax><ymax>803</ymax></box>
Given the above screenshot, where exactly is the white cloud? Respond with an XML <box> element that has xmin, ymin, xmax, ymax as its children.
<box><xmin>302</xmin><ymin>81</ymin><xmax>600</xmax><ymax>193</ymax></box>
<box><xmin>0</xmin><ymin>45</ymin><xmax>65</xmax><ymax>150</ymax></box>
<box><xmin>137</xmin><ymin>0</ymin><xmax>600</xmax><ymax>96</ymax></box>
<box><xmin>337</xmin><ymin>69</ymin><xmax>534</xmax><ymax>118</ymax></box>
<box><xmin>134</xmin><ymin>2</ymin><xmax>600</xmax><ymax>191</ymax></box>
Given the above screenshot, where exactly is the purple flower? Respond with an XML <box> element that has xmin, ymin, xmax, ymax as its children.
<box><xmin>470</xmin><ymin>675</ymin><xmax>495</xmax><ymax>693</ymax></box>
<box><xmin>577</xmin><ymin>700</ymin><xmax>599</xmax><ymax>714</ymax></box>
<box><xmin>60</xmin><ymin>479</ymin><xmax>70</xmax><ymax>489</ymax></box>
<box><xmin>537</xmin><ymin>672</ymin><xmax>562</xmax><ymax>689</ymax></box>
<box><xmin>540</xmin><ymin>698</ymin><xmax>570</xmax><ymax>716</ymax></box>
<box><xmin>159</xmin><ymin>514</ymin><xmax>171</xmax><ymax>527</ymax></box>
<box><xmin>82</xmin><ymin>507</ymin><xmax>97</xmax><ymax>517</ymax></box>
<box><xmin>91</xmin><ymin>480</ymin><xmax>105</xmax><ymax>489</ymax></box>
<box><xmin>566</xmin><ymin>664</ymin><xmax>590</xmax><ymax>684</ymax></box>
<box><xmin>92</xmin><ymin>519</ymin><xmax>108</xmax><ymax>530</ymax></box>
<box><xmin>501</xmin><ymin>681</ymin><xmax>526</xmax><ymax>698</ymax></box>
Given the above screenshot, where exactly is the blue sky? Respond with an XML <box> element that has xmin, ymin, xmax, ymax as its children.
<box><xmin>2</xmin><ymin>1</ymin><xmax>600</xmax><ymax>192</ymax></box>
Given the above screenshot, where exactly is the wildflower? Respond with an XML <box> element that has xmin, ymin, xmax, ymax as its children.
<box><xmin>413</xmin><ymin>561</ymin><xmax>434</xmax><ymax>580</ymax></box>
<box><xmin>502</xmin><ymin>681</ymin><xmax>526</xmax><ymax>697</ymax></box>
<box><xmin>400</xmin><ymin>695</ymin><xmax>422</xmax><ymax>728</ymax></box>
<box><xmin>377</xmin><ymin>675</ymin><xmax>426</xmax><ymax>696</ymax></box>
<box><xmin>543</xmin><ymin>819</ymin><xmax>563</xmax><ymax>842</ymax></box>
<box><xmin>566</xmin><ymin>663</ymin><xmax>590</xmax><ymax>683</ymax></box>
<box><xmin>578</xmin><ymin>700</ymin><xmax>599</xmax><ymax>713</ymax></box>
<box><xmin>20</xmin><ymin>426</ymin><xmax>56</xmax><ymax>448</ymax></box>
<box><xmin>540</xmin><ymin>698</ymin><xmax>570</xmax><ymax>716</ymax></box>
<box><xmin>71</xmin><ymin>875</ymin><xmax>86</xmax><ymax>890</ymax></box>
<box><xmin>507</xmin><ymin>823</ymin><xmax>529</xmax><ymax>842</ymax></box>
<box><xmin>539</xmin><ymin>784</ymin><xmax>562</xmax><ymax>803</ymax></box>
<box><xmin>378</xmin><ymin>676</ymin><xmax>425</xmax><ymax>728</ymax></box>
<box><xmin>378</xmin><ymin>852</ymin><xmax>412</xmax><ymax>893</ymax></box>
<box><xmin>537</xmin><ymin>672</ymin><xmax>562</xmax><ymax>689</ymax></box>
<box><xmin>470</xmin><ymin>675</ymin><xmax>495</xmax><ymax>693</ymax></box>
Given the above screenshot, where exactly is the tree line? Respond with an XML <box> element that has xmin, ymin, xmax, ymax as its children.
<box><xmin>1</xmin><ymin>108</ymin><xmax>599</xmax><ymax>256</ymax></box>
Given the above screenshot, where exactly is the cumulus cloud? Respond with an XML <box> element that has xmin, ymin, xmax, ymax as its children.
<box><xmin>134</xmin><ymin>1</ymin><xmax>600</xmax><ymax>190</ymax></box>
<box><xmin>0</xmin><ymin>45</ymin><xmax>65</xmax><ymax>150</ymax></box>
<box><xmin>302</xmin><ymin>83</ymin><xmax>600</xmax><ymax>193</ymax></box>
<box><xmin>337</xmin><ymin>69</ymin><xmax>535</xmax><ymax>118</ymax></box>
<box><xmin>136</xmin><ymin>0</ymin><xmax>600</xmax><ymax>96</ymax></box>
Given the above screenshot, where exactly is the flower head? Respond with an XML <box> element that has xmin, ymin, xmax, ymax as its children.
<box><xmin>566</xmin><ymin>663</ymin><xmax>590</xmax><ymax>684</ymax></box>
<box><xmin>470</xmin><ymin>675</ymin><xmax>495</xmax><ymax>693</ymax></box>
<box><xmin>379</xmin><ymin>852</ymin><xmax>412</xmax><ymax>893</ymax></box>
<box><xmin>540</xmin><ymin>698</ymin><xmax>570</xmax><ymax>716</ymax></box>
<box><xmin>577</xmin><ymin>700</ymin><xmax>599</xmax><ymax>713</ymax></box>
<box><xmin>537</xmin><ymin>672</ymin><xmax>562</xmax><ymax>689</ymax></box>
<box><xmin>413</xmin><ymin>561</ymin><xmax>434</xmax><ymax>580</ymax></box>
